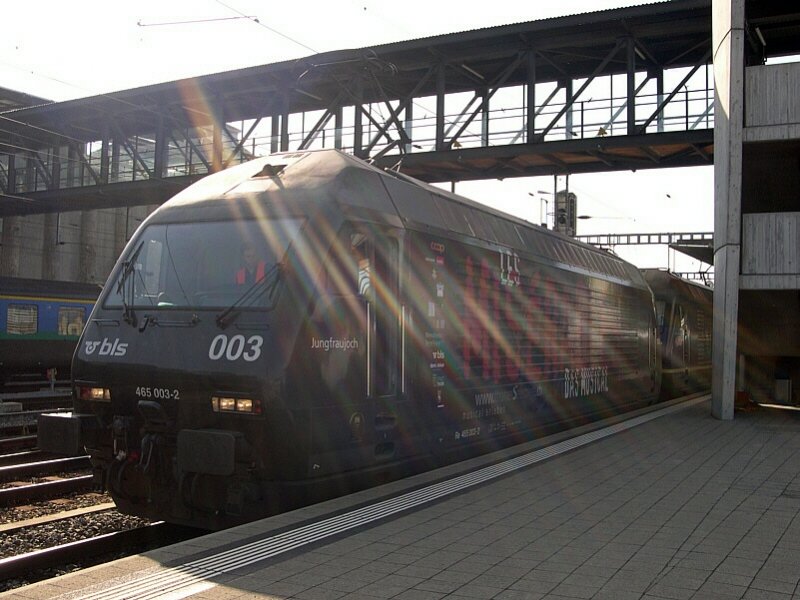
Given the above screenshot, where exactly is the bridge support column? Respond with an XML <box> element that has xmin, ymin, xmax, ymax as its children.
<box><xmin>656</xmin><ymin>70</ymin><xmax>665</xmax><ymax>133</ymax></box>
<box><xmin>711</xmin><ymin>0</ymin><xmax>744</xmax><ymax>420</ymax></box>
<box><xmin>0</xmin><ymin>216</ymin><xmax>21</xmax><ymax>277</ymax></box>
<box><xmin>626</xmin><ymin>37</ymin><xmax>637</xmax><ymax>136</ymax></box>
<box><xmin>79</xmin><ymin>210</ymin><xmax>98</xmax><ymax>284</ymax></box>
<box><xmin>114</xmin><ymin>208</ymin><xmax>128</xmax><ymax>258</ymax></box>
<box><xmin>42</xmin><ymin>213</ymin><xmax>58</xmax><ymax>280</ymax></box>
<box><xmin>526</xmin><ymin>51</ymin><xmax>536</xmax><ymax>143</ymax></box>
<box><xmin>403</xmin><ymin>104</ymin><xmax>412</xmax><ymax>153</ymax></box>
<box><xmin>435</xmin><ymin>65</ymin><xmax>445</xmax><ymax>152</ymax></box>
<box><xmin>335</xmin><ymin>107</ymin><xmax>344</xmax><ymax>150</ymax></box>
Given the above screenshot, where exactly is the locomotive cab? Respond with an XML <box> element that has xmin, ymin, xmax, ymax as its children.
<box><xmin>69</xmin><ymin>210</ymin><xmax>312</xmax><ymax>525</ymax></box>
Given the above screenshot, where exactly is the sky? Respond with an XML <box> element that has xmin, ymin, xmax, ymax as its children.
<box><xmin>1</xmin><ymin>0</ymin><xmax>713</xmax><ymax>274</ymax></box>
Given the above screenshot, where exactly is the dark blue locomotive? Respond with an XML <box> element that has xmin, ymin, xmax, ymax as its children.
<box><xmin>0</xmin><ymin>277</ymin><xmax>98</xmax><ymax>386</ymax></box>
<box><xmin>41</xmin><ymin>151</ymin><xmax>706</xmax><ymax>529</ymax></box>
<box><xmin>642</xmin><ymin>269</ymin><xmax>713</xmax><ymax>398</ymax></box>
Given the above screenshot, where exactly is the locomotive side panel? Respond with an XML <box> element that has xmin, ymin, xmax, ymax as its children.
<box><xmin>643</xmin><ymin>269</ymin><xmax>712</xmax><ymax>399</ymax></box>
<box><xmin>404</xmin><ymin>229</ymin><xmax>659</xmax><ymax>458</ymax></box>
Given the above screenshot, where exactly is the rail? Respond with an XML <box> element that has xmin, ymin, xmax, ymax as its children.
<box><xmin>0</xmin><ymin>455</ymin><xmax>90</xmax><ymax>480</ymax></box>
<box><xmin>0</xmin><ymin>407</ymin><xmax>71</xmax><ymax>433</ymax></box>
<box><xmin>0</xmin><ymin>475</ymin><xmax>94</xmax><ymax>506</ymax></box>
<box><xmin>0</xmin><ymin>435</ymin><xmax>37</xmax><ymax>453</ymax></box>
<box><xmin>0</xmin><ymin>449</ymin><xmax>46</xmax><ymax>467</ymax></box>
<box><xmin>0</xmin><ymin>522</ymin><xmax>198</xmax><ymax>584</ymax></box>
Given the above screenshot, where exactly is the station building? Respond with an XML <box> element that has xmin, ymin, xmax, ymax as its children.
<box><xmin>713</xmin><ymin>0</ymin><xmax>800</xmax><ymax>416</ymax></box>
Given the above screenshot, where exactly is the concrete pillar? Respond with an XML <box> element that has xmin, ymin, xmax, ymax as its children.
<box><xmin>79</xmin><ymin>210</ymin><xmax>98</xmax><ymax>284</ymax></box>
<box><xmin>42</xmin><ymin>213</ymin><xmax>59</xmax><ymax>280</ymax></box>
<box><xmin>21</xmin><ymin>215</ymin><xmax>45</xmax><ymax>279</ymax></box>
<box><xmin>0</xmin><ymin>214</ymin><xmax>47</xmax><ymax>278</ymax></box>
<box><xmin>711</xmin><ymin>0</ymin><xmax>744</xmax><ymax>420</ymax></box>
<box><xmin>0</xmin><ymin>216</ymin><xmax>21</xmax><ymax>277</ymax></box>
<box><xmin>59</xmin><ymin>210</ymin><xmax>82</xmax><ymax>281</ymax></box>
<box><xmin>114</xmin><ymin>207</ymin><xmax>128</xmax><ymax>259</ymax></box>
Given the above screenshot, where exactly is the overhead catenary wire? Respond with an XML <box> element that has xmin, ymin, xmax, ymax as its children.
<box><xmin>214</xmin><ymin>0</ymin><xmax>318</xmax><ymax>54</ymax></box>
<box><xmin>1</xmin><ymin>2</ymin><xmax>485</xmax><ymax>161</ymax></box>
<box><xmin>0</xmin><ymin>52</ymin><xmax>479</xmax><ymax>174</ymax></box>
<box><xmin>137</xmin><ymin>16</ymin><xmax>257</xmax><ymax>27</ymax></box>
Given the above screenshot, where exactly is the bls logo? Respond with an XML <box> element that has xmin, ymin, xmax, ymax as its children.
<box><xmin>84</xmin><ymin>338</ymin><xmax>128</xmax><ymax>357</ymax></box>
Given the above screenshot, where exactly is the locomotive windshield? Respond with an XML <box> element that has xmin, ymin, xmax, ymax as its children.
<box><xmin>104</xmin><ymin>218</ymin><xmax>304</xmax><ymax>310</ymax></box>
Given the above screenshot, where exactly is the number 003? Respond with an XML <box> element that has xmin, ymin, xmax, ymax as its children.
<box><xmin>208</xmin><ymin>334</ymin><xmax>264</xmax><ymax>362</ymax></box>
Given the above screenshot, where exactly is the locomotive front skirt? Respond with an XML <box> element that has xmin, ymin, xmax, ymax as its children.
<box><xmin>41</xmin><ymin>150</ymin><xmax>684</xmax><ymax>530</ymax></box>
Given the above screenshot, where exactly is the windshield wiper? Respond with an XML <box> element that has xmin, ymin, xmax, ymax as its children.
<box><xmin>139</xmin><ymin>313</ymin><xmax>200</xmax><ymax>332</ymax></box>
<box><xmin>216</xmin><ymin>263</ymin><xmax>282</xmax><ymax>329</ymax></box>
<box><xmin>116</xmin><ymin>241</ymin><xmax>144</xmax><ymax>326</ymax></box>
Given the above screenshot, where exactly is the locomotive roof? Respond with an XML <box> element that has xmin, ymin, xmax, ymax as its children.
<box><xmin>641</xmin><ymin>268</ymin><xmax>712</xmax><ymax>304</ymax></box>
<box><xmin>152</xmin><ymin>150</ymin><xmax>647</xmax><ymax>288</ymax></box>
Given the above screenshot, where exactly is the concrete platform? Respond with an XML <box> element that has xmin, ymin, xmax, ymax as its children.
<box><xmin>4</xmin><ymin>394</ymin><xmax>800</xmax><ymax>600</ymax></box>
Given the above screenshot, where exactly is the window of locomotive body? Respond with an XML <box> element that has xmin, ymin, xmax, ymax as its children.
<box><xmin>58</xmin><ymin>307</ymin><xmax>85</xmax><ymax>336</ymax></box>
<box><xmin>655</xmin><ymin>300</ymin><xmax>667</xmax><ymax>343</ymax></box>
<box><xmin>674</xmin><ymin>304</ymin><xmax>686</xmax><ymax>336</ymax></box>
<box><xmin>104</xmin><ymin>218</ymin><xmax>304</xmax><ymax>310</ymax></box>
<box><xmin>320</xmin><ymin>230</ymin><xmax>367</xmax><ymax>298</ymax></box>
<box><xmin>7</xmin><ymin>304</ymin><xmax>38</xmax><ymax>335</ymax></box>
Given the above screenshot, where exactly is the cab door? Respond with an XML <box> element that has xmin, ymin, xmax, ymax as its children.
<box><xmin>675</xmin><ymin>304</ymin><xmax>689</xmax><ymax>383</ymax></box>
<box><xmin>354</xmin><ymin>231</ymin><xmax>403</xmax><ymax>460</ymax></box>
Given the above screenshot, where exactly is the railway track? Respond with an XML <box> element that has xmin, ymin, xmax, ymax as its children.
<box><xmin>0</xmin><ymin>518</ymin><xmax>201</xmax><ymax>588</ymax></box>
<box><xmin>0</xmin><ymin>434</ymin><xmax>37</xmax><ymax>453</ymax></box>
<box><xmin>0</xmin><ymin>455</ymin><xmax>90</xmax><ymax>478</ymax></box>
<box><xmin>0</xmin><ymin>475</ymin><xmax>95</xmax><ymax>506</ymax></box>
<box><xmin>0</xmin><ymin>388</ymin><xmax>72</xmax><ymax>411</ymax></box>
<box><xmin>0</xmin><ymin>448</ymin><xmax>48</xmax><ymax>467</ymax></box>
<box><xmin>0</xmin><ymin>391</ymin><xmax>75</xmax><ymax>459</ymax></box>
<box><xmin>0</xmin><ymin>456</ymin><xmax>94</xmax><ymax>506</ymax></box>
<box><xmin>1</xmin><ymin>377</ymin><xmax>71</xmax><ymax>395</ymax></box>
<box><xmin>12</xmin><ymin>395</ymin><xmax>72</xmax><ymax>412</ymax></box>
<box><xmin>0</xmin><ymin>407</ymin><xmax>72</xmax><ymax>437</ymax></box>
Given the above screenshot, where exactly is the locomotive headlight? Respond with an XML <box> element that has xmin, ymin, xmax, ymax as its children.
<box><xmin>236</xmin><ymin>398</ymin><xmax>254</xmax><ymax>412</ymax></box>
<box><xmin>212</xmin><ymin>396</ymin><xmax>261</xmax><ymax>414</ymax></box>
<box><xmin>80</xmin><ymin>386</ymin><xmax>111</xmax><ymax>402</ymax></box>
<box><xmin>216</xmin><ymin>397</ymin><xmax>237</xmax><ymax>412</ymax></box>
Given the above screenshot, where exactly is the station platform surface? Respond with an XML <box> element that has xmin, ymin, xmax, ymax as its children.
<box><xmin>5</xmin><ymin>394</ymin><xmax>800</xmax><ymax>600</ymax></box>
